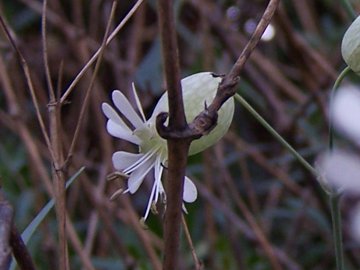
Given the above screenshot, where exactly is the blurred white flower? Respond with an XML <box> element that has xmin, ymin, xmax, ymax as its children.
<box><xmin>332</xmin><ymin>85</ymin><xmax>360</xmax><ymax>145</ymax></box>
<box><xmin>351</xmin><ymin>204</ymin><xmax>360</xmax><ymax>242</ymax></box>
<box><xmin>317</xmin><ymin>150</ymin><xmax>360</xmax><ymax>193</ymax></box>
<box><xmin>317</xmin><ymin>85</ymin><xmax>360</xmax><ymax>191</ymax></box>
<box><xmin>317</xmin><ymin>85</ymin><xmax>360</xmax><ymax>242</ymax></box>
<box><xmin>102</xmin><ymin>72</ymin><xmax>234</xmax><ymax>219</ymax></box>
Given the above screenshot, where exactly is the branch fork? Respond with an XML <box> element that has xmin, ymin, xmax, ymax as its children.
<box><xmin>155</xmin><ymin>73</ymin><xmax>239</xmax><ymax>142</ymax></box>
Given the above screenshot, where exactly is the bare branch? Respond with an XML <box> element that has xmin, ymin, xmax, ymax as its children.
<box><xmin>156</xmin><ymin>0</ymin><xmax>191</xmax><ymax>269</ymax></box>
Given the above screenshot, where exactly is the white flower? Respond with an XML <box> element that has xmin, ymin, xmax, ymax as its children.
<box><xmin>331</xmin><ymin>85</ymin><xmax>360</xmax><ymax>146</ymax></box>
<box><xmin>102</xmin><ymin>72</ymin><xmax>234</xmax><ymax>219</ymax></box>
<box><xmin>351</xmin><ymin>204</ymin><xmax>360</xmax><ymax>242</ymax></box>
<box><xmin>317</xmin><ymin>150</ymin><xmax>360</xmax><ymax>193</ymax></box>
<box><xmin>316</xmin><ymin>85</ymin><xmax>360</xmax><ymax>242</ymax></box>
<box><xmin>317</xmin><ymin>85</ymin><xmax>360</xmax><ymax>191</ymax></box>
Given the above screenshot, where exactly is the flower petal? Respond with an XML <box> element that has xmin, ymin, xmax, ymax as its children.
<box><xmin>112</xmin><ymin>90</ymin><xmax>144</xmax><ymax>129</ymax></box>
<box><xmin>332</xmin><ymin>85</ymin><xmax>360</xmax><ymax>145</ymax></box>
<box><xmin>106</xmin><ymin>121</ymin><xmax>141</xmax><ymax>145</ymax></box>
<box><xmin>317</xmin><ymin>150</ymin><xmax>360</xmax><ymax>193</ymax></box>
<box><xmin>132</xmin><ymin>83</ymin><xmax>146</xmax><ymax>122</ymax></box>
<box><xmin>183</xmin><ymin>176</ymin><xmax>197</xmax><ymax>203</ymax></box>
<box><xmin>351</xmin><ymin>203</ymin><xmax>360</xmax><ymax>242</ymax></box>
<box><xmin>142</xmin><ymin>158</ymin><xmax>166</xmax><ymax>220</ymax></box>
<box><xmin>153</xmin><ymin>157</ymin><xmax>164</xmax><ymax>202</ymax></box>
<box><xmin>112</xmin><ymin>151</ymin><xmax>144</xmax><ymax>171</ymax></box>
<box><xmin>123</xmin><ymin>149</ymin><xmax>158</xmax><ymax>174</ymax></box>
<box><xmin>102</xmin><ymin>103</ymin><xmax>129</xmax><ymax>129</ymax></box>
<box><xmin>127</xmin><ymin>157</ymin><xmax>155</xmax><ymax>193</ymax></box>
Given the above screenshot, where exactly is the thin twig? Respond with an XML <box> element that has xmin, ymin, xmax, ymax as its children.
<box><xmin>182</xmin><ymin>215</ymin><xmax>202</xmax><ymax>270</ymax></box>
<box><xmin>209</xmin><ymin>0</ymin><xmax>281</xmax><ymax>112</ymax></box>
<box><xmin>0</xmin><ymin>14</ymin><xmax>56</xmax><ymax>162</ymax></box>
<box><xmin>156</xmin><ymin>0</ymin><xmax>281</xmax><ymax>141</ymax></box>
<box><xmin>0</xmin><ymin>51</ymin><xmax>54</xmax><ymax>195</ymax></box>
<box><xmin>214</xmin><ymin>146</ymin><xmax>283</xmax><ymax>270</ymax></box>
<box><xmin>64</xmin><ymin>0</ymin><xmax>117</xmax><ymax>166</ymax></box>
<box><xmin>42</xmin><ymin>1</ymin><xmax>69</xmax><ymax>269</ymax></box>
<box><xmin>60</xmin><ymin>0</ymin><xmax>144</xmax><ymax>104</ymax></box>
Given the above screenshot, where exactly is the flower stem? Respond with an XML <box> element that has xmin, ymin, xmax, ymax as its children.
<box><xmin>235</xmin><ymin>89</ymin><xmax>346</xmax><ymax>270</ymax></box>
<box><xmin>326</xmin><ymin>66</ymin><xmax>351</xmax><ymax>270</ymax></box>
<box><xmin>330</xmin><ymin>193</ymin><xmax>344</xmax><ymax>270</ymax></box>
<box><xmin>234</xmin><ymin>93</ymin><xmax>317</xmax><ymax>176</ymax></box>
<box><xmin>328</xmin><ymin>66</ymin><xmax>352</xmax><ymax>150</ymax></box>
<box><xmin>340</xmin><ymin>0</ymin><xmax>357</xmax><ymax>20</ymax></box>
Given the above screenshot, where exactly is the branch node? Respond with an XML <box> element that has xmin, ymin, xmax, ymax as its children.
<box><xmin>156</xmin><ymin>107</ymin><xmax>218</xmax><ymax>141</ymax></box>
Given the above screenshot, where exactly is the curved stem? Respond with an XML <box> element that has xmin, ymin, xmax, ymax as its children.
<box><xmin>234</xmin><ymin>94</ymin><xmax>317</xmax><ymax>176</ymax></box>
<box><xmin>340</xmin><ymin>0</ymin><xmax>357</xmax><ymax>20</ymax></box>
<box><xmin>327</xmin><ymin>66</ymin><xmax>352</xmax><ymax>270</ymax></box>
<box><xmin>328</xmin><ymin>66</ymin><xmax>352</xmax><ymax>150</ymax></box>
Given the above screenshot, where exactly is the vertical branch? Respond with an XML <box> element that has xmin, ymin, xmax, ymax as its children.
<box><xmin>157</xmin><ymin>0</ymin><xmax>186</xmax><ymax>129</ymax></box>
<box><xmin>41</xmin><ymin>1</ymin><xmax>69</xmax><ymax>269</ymax></box>
<box><xmin>157</xmin><ymin>0</ymin><xmax>190</xmax><ymax>269</ymax></box>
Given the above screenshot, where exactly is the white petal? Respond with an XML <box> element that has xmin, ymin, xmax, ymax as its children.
<box><xmin>112</xmin><ymin>90</ymin><xmax>144</xmax><ymax>129</ymax></box>
<box><xmin>183</xmin><ymin>176</ymin><xmax>197</xmax><ymax>203</ymax></box>
<box><xmin>127</xmin><ymin>157</ymin><xmax>155</xmax><ymax>193</ymax></box>
<box><xmin>332</xmin><ymin>86</ymin><xmax>360</xmax><ymax>145</ymax></box>
<box><xmin>317</xmin><ymin>150</ymin><xmax>360</xmax><ymax>193</ymax></box>
<box><xmin>107</xmin><ymin>121</ymin><xmax>141</xmax><ymax>145</ymax></box>
<box><xmin>123</xmin><ymin>149</ymin><xmax>157</xmax><ymax>174</ymax></box>
<box><xmin>102</xmin><ymin>103</ymin><xmax>129</xmax><ymax>128</ymax></box>
<box><xmin>132</xmin><ymin>83</ymin><xmax>146</xmax><ymax>122</ymax></box>
<box><xmin>154</xmin><ymin>158</ymin><xmax>164</xmax><ymax>202</ymax></box>
<box><xmin>143</xmin><ymin>182</ymin><xmax>157</xmax><ymax>220</ymax></box>
<box><xmin>351</xmin><ymin>203</ymin><xmax>360</xmax><ymax>242</ymax></box>
<box><xmin>112</xmin><ymin>151</ymin><xmax>144</xmax><ymax>171</ymax></box>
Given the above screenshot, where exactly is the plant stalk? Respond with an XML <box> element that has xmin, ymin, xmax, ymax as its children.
<box><xmin>330</xmin><ymin>193</ymin><xmax>344</xmax><ymax>270</ymax></box>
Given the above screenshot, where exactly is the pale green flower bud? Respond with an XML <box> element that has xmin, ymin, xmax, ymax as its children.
<box><xmin>151</xmin><ymin>72</ymin><xmax>235</xmax><ymax>155</ymax></box>
<box><xmin>342</xmin><ymin>16</ymin><xmax>360</xmax><ymax>73</ymax></box>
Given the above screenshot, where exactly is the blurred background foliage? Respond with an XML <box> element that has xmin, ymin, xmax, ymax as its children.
<box><xmin>0</xmin><ymin>0</ymin><xmax>359</xmax><ymax>269</ymax></box>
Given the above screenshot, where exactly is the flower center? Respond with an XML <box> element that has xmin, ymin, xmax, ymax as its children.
<box><xmin>134</xmin><ymin>122</ymin><xmax>167</xmax><ymax>160</ymax></box>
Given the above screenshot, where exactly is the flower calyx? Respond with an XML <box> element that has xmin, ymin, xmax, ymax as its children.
<box><xmin>155</xmin><ymin>72</ymin><xmax>238</xmax><ymax>143</ymax></box>
<box><xmin>342</xmin><ymin>16</ymin><xmax>360</xmax><ymax>73</ymax></box>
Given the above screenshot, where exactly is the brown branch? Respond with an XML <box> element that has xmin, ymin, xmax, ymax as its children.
<box><xmin>59</xmin><ymin>0</ymin><xmax>145</xmax><ymax>104</ymax></box>
<box><xmin>157</xmin><ymin>0</ymin><xmax>186</xmax><ymax>129</ymax></box>
<box><xmin>155</xmin><ymin>1</ymin><xmax>280</xmax><ymax>269</ymax></box>
<box><xmin>64</xmin><ymin>0</ymin><xmax>117</xmax><ymax>167</ymax></box>
<box><xmin>157</xmin><ymin>0</ymin><xmax>281</xmax><ymax>141</ymax></box>
<box><xmin>41</xmin><ymin>1</ymin><xmax>69</xmax><ymax>269</ymax></box>
<box><xmin>182</xmin><ymin>215</ymin><xmax>202</xmax><ymax>270</ymax></box>
<box><xmin>10</xmin><ymin>226</ymin><xmax>36</xmax><ymax>270</ymax></box>
<box><xmin>0</xmin><ymin>189</ymin><xmax>36</xmax><ymax>270</ymax></box>
<box><xmin>0</xmin><ymin>13</ymin><xmax>55</xmax><ymax>162</ymax></box>
<box><xmin>208</xmin><ymin>0</ymin><xmax>281</xmax><ymax>114</ymax></box>
<box><xmin>157</xmin><ymin>0</ymin><xmax>191</xmax><ymax>269</ymax></box>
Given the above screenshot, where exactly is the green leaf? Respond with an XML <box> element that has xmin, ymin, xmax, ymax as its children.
<box><xmin>10</xmin><ymin>166</ymin><xmax>85</xmax><ymax>270</ymax></box>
